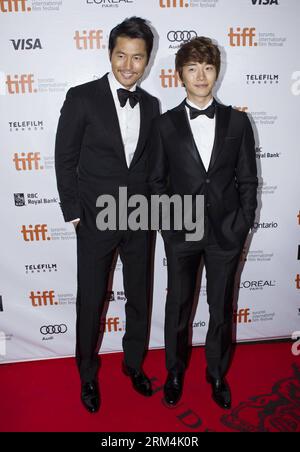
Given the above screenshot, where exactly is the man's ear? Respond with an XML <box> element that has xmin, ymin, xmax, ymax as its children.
<box><xmin>108</xmin><ymin>50</ymin><xmax>112</xmax><ymax>61</ymax></box>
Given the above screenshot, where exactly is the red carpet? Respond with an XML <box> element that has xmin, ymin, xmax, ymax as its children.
<box><xmin>0</xmin><ymin>341</ymin><xmax>299</xmax><ymax>432</ymax></box>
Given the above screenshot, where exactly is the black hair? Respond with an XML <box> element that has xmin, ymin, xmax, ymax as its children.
<box><xmin>109</xmin><ymin>16</ymin><xmax>154</xmax><ymax>63</ymax></box>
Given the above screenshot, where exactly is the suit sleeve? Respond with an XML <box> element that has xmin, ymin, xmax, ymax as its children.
<box><xmin>54</xmin><ymin>88</ymin><xmax>85</xmax><ymax>222</ymax></box>
<box><xmin>236</xmin><ymin>113</ymin><xmax>258</xmax><ymax>228</ymax></box>
<box><xmin>148</xmin><ymin>118</ymin><xmax>168</xmax><ymax>196</ymax></box>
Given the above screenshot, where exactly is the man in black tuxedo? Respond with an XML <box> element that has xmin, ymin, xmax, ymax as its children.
<box><xmin>149</xmin><ymin>37</ymin><xmax>257</xmax><ymax>409</ymax></box>
<box><xmin>55</xmin><ymin>17</ymin><xmax>159</xmax><ymax>413</ymax></box>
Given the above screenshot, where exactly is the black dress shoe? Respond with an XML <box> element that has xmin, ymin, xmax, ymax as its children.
<box><xmin>206</xmin><ymin>370</ymin><xmax>231</xmax><ymax>410</ymax></box>
<box><xmin>81</xmin><ymin>380</ymin><xmax>100</xmax><ymax>413</ymax></box>
<box><xmin>163</xmin><ymin>370</ymin><xmax>184</xmax><ymax>407</ymax></box>
<box><xmin>122</xmin><ymin>362</ymin><xmax>152</xmax><ymax>397</ymax></box>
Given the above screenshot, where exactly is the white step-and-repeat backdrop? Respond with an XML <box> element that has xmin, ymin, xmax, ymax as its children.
<box><xmin>1</xmin><ymin>0</ymin><xmax>299</xmax><ymax>363</ymax></box>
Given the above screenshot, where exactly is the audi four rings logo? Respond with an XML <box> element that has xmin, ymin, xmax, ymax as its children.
<box><xmin>40</xmin><ymin>324</ymin><xmax>67</xmax><ymax>335</ymax></box>
<box><xmin>167</xmin><ymin>30</ymin><xmax>197</xmax><ymax>42</ymax></box>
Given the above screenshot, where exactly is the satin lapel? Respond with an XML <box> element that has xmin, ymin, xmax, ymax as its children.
<box><xmin>129</xmin><ymin>90</ymin><xmax>149</xmax><ymax>169</ymax></box>
<box><xmin>208</xmin><ymin>103</ymin><xmax>232</xmax><ymax>171</ymax></box>
<box><xmin>169</xmin><ymin>102</ymin><xmax>207</xmax><ymax>173</ymax></box>
<box><xmin>96</xmin><ymin>75</ymin><xmax>127</xmax><ymax>167</ymax></box>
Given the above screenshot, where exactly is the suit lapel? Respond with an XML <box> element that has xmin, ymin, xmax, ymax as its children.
<box><xmin>129</xmin><ymin>88</ymin><xmax>150</xmax><ymax>169</ymax></box>
<box><xmin>208</xmin><ymin>102</ymin><xmax>232</xmax><ymax>171</ymax></box>
<box><xmin>169</xmin><ymin>101</ymin><xmax>207</xmax><ymax>173</ymax></box>
<box><xmin>96</xmin><ymin>74</ymin><xmax>127</xmax><ymax>167</ymax></box>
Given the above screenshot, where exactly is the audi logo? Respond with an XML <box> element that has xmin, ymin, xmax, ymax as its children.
<box><xmin>167</xmin><ymin>30</ymin><xmax>197</xmax><ymax>42</ymax></box>
<box><xmin>40</xmin><ymin>324</ymin><xmax>67</xmax><ymax>335</ymax></box>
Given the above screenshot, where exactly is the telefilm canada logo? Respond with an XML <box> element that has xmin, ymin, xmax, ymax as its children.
<box><xmin>9</xmin><ymin>120</ymin><xmax>44</xmax><ymax>132</ymax></box>
<box><xmin>246</xmin><ymin>74</ymin><xmax>279</xmax><ymax>85</ymax></box>
<box><xmin>25</xmin><ymin>263</ymin><xmax>57</xmax><ymax>274</ymax></box>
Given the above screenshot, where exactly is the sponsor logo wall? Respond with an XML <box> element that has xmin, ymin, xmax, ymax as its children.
<box><xmin>0</xmin><ymin>0</ymin><xmax>299</xmax><ymax>363</ymax></box>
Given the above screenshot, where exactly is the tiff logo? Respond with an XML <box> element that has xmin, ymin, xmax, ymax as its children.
<box><xmin>29</xmin><ymin>290</ymin><xmax>58</xmax><ymax>307</ymax></box>
<box><xmin>74</xmin><ymin>30</ymin><xmax>105</xmax><ymax>50</ymax></box>
<box><xmin>233</xmin><ymin>308</ymin><xmax>251</xmax><ymax>323</ymax></box>
<box><xmin>101</xmin><ymin>317</ymin><xmax>123</xmax><ymax>333</ymax></box>
<box><xmin>159</xmin><ymin>0</ymin><xmax>189</xmax><ymax>7</ymax></box>
<box><xmin>13</xmin><ymin>152</ymin><xmax>42</xmax><ymax>170</ymax></box>
<box><xmin>21</xmin><ymin>224</ymin><xmax>50</xmax><ymax>241</ymax></box>
<box><xmin>160</xmin><ymin>69</ymin><xmax>183</xmax><ymax>88</ymax></box>
<box><xmin>297</xmin><ymin>210</ymin><xmax>300</xmax><ymax>225</ymax></box>
<box><xmin>0</xmin><ymin>0</ymin><xmax>31</xmax><ymax>12</ymax></box>
<box><xmin>228</xmin><ymin>27</ymin><xmax>257</xmax><ymax>47</ymax></box>
<box><xmin>295</xmin><ymin>274</ymin><xmax>300</xmax><ymax>290</ymax></box>
<box><xmin>6</xmin><ymin>74</ymin><xmax>36</xmax><ymax>94</ymax></box>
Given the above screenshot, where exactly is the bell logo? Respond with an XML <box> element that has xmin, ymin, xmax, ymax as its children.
<box><xmin>159</xmin><ymin>0</ymin><xmax>189</xmax><ymax>7</ymax></box>
<box><xmin>233</xmin><ymin>308</ymin><xmax>251</xmax><ymax>323</ymax></box>
<box><xmin>160</xmin><ymin>69</ymin><xmax>183</xmax><ymax>88</ymax></box>
<box><xmin>21</xmin><ymin>224</ymin><xmax>50</xmax><ymax>241</ymax></box>
<box><xmin>295</xmin><ymin>274</ymin><xmax>300</xmax><ymax>289</ymax></box>
<box><xmin>74</xmin><ymin>30</ymin><xmax>105</xmax><ymax>50</ymax></box>
<box><xmin>0</xmin><ymin>0</ymin><xmax>31</xmax><ymax>12</ymax></box>
<box><xmin>29</xmin><ymin>290</ymin><xmax>58</xmax><ymax>307</ymax></box>
<box><xmin>6</xmin><ymin>74</ymin><xmax>36</xmax><ymax>94</ymax></box>
<box><xmin>228</xmin><ymin>27</ymin><xmax>257</xmax><ymax>47</ymax></box>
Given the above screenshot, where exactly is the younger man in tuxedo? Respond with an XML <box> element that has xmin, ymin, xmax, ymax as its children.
<box><xmin>55</xmin><ymin>17</ymin><xmax>159</xmax><ymax>413</ymax></box>
<box><xmin>149</xmin><ymin>37</ymin><xmax>257</xmax><ymax>409</ymax></box>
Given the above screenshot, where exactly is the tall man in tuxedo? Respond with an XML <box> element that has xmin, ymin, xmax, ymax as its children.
<box><xmin>149</xmin><ymin>37</ymin><xmax>257</xmax><ymax>409</ymax></box>
<box><xmin>55</xmin><ymin>17</ymin><xmax>159</xmax><ymax>413</ymax></box>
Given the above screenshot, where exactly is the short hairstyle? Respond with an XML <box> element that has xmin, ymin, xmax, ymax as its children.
<box><xmin>109</xmin><ymin>16</ymin><xmax>154</xmax><ymax>63</ymax></box>
<box><xmin>175</xmin><ymin>36</ymin><xmax>221</xmax><ymax>79</ymax></box>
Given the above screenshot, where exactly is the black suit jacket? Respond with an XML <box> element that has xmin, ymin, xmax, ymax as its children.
<box><xmin>55</xmin><ymin>74</ymin><xmax>160</xmax><ymax>222</ymax></box>
<box><xmin>148</xmin><ymin>100</ymin><xmax>258</xmax><ymax>248</ymax></box>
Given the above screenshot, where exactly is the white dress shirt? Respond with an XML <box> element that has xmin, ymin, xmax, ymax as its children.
<box><xmin>108</xmin><ymin>71</ymin><xmax>140</xmax><ymax>168</ymax></box>
<box><xmin>185</xmin><ymin>97</ymin><xmax>215</xmax><ymax>172</ymax></box>
<box><xmin>71</xmin><ymin>72</ymin><xmax>141</xmax><ymax>224</ymax></box>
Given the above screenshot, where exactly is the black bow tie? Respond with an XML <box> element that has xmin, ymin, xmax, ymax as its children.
<box><xmin>117</xmin><ymin>88</ymin><xmax>141</xmax><ymax>108</ymax></box>
<box><xmin>185</xmin><ymin>101</ymin><xmax>215</xmax><ymax>120</ymax></box>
